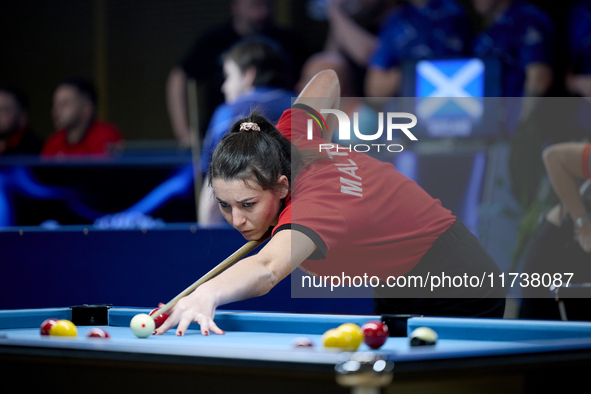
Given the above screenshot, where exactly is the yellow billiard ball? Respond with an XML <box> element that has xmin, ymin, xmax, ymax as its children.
<box><xmin>337</xmin><ymin>323</ymin><xmax>363</xmax><ymax>351</ymax></box>
<box><xmin>322</xmin><ymin>328</ymin><xmax>353</xmax><ymax>350</ymax></box>
<box><xmin>49</xmin><ymin>320</ymin><xmax>78</xmax><ymax>337</ymax></box>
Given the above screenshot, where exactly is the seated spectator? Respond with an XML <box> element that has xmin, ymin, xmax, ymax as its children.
<box><xmin>543</xmin><ymin>143</ymin><xmax>591</xmax><ymax>253</ymax></box>
<box><xmin>518</xmin><ymin>142</ymin><xmax>591</xmax><ymax>320</ymax></box>
<box><xmin>365</xmin><ymin>0</ymin><xmax>472</xmax><ymax>97</ymax></box>
<box><xmin>0</xmin><ymin>87</ymin><xmax>43</xmax><ymax>155</ymax></box>
<box><xmin>471</xmin><ymin>0</ymin><xmax>554</xmax><ymax>98</ymax></box>
<box><xmin>166</xmin><ymin>0</ymin><xmax>306</xmax><ymax>147</ymax></box>
<box><xmin>565</xmin><ymin>1</ymin><xmax>591</xmax><ymax>97</ymax></box>
<box><xmin>42</xmin><ymin>77</ymin><xmax>123</xmax><ymax>156</ymax></box>
<box><xmin>200</xmin><ymin>37</ymin><xmax>294</xmax><ymax>177</ymax></box>
<box><xmin>198</xmin><ymin>37</ymin><xmax>294</xmax><ymax>224</ymax></box>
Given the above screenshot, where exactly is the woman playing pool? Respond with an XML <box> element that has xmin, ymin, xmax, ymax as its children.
<box><xmin>155</xmin><ymin>70</ymin><xmax>505</xmax><ymax>337</ymax></box>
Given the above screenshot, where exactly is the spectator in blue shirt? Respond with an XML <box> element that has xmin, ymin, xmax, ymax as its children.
<box><xmin>198</xmin><ymin>37</ymin><xmax>294</xmax><ymax>224</ymax></box>
<box><xmin>365</xmin><ymin>0</ymin><xmax>472</xmax><ymax>97</ymax></box>
<box><xmin>471</xmin><ymin>0</ymin><xmax>554</xmax><ymax>98</ymax></box>
<box><xmin>566</xmin><ymin>1</ymin><xmax>591</xmax><ymax>97</ymax></box>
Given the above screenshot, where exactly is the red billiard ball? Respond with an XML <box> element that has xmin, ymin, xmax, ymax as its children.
<box><xmin>87</xmin><ymin>328</ymin><xmax>110</xmax><ymax>339</ymax></box>
<box><xmin>361</xmin><ymin>321</ymin><xmax>389</xmax><ymax>349</ymax></box>
<box><xmin>292</xmin><ymin>337</ymin><xmax>314</xmax><ymax>348</ymax></box>
<box><xmin>40</xmin><ymin>318</ymin><xmax>58</xmax><ymax>336</ymax></box>
<box><xmin>149</xmin><ymin>308</ymin><xmax>170</xmax><ymax>329</ymax></box>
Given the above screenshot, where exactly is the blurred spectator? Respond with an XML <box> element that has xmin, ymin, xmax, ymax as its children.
<box><xmin>324</xmin><ymin>0</ymin><xmax>399</xmax><ymax>95</ymax></box>
<box><xmin>479</xmin><ymin>1</ymin><xmax>555</xmax><ymax>219</ymax></box>
<box><xmin>543</xmin><ymin>143</ymin><xmax>591</xmax><ymax>253</ymax></box>
<box><xmin>365</xmin><ymin>0</ymin><xmax>472</xmax><ymax>97</ymax></box>
<box><xmin>471</xmin><ymin>0</ymin><xmax>554</xmax><ymax>98</ymax></box>
<box><xmin>166</xmin><ymin>0</ymin><xmax>306</xmax><ymax>148</ymax></box>
<box><xmin>0</xmin><ymin>87</ymin><xmax>43</xmax><ymax>156</ymax></box>
<box><xmin>200</xmin><ymin>37</ymin><xmax>294</xmax><ymax>179</ymax></box>
<box><xmin>565</xmin><ymin>1</ymin><xmax>591</xmax><ymax>97</ymax></box>
<box><xmin>518</xmin><ymin>142</ymin><xmax>591</xmax><ymax>320</ymax></box>
<box><xmin>199</xmin><ymin>37</ymin><xmax>294</xmax><ymax>224</ymax></box>
<box><xmin>42</xmin><ymin>77</ymin><xmax>123</xmax><ymax>156</ymax></box>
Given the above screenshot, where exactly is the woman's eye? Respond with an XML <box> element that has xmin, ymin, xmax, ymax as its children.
<box><xmin>219</xmin><ymin>201</ymin><xmax>229</xmax><ymax>208</ymax></box>
<box><xmin>243</xmin><ymin>202</ymin><xmax>255</xmax><ymax>208</ymax></box>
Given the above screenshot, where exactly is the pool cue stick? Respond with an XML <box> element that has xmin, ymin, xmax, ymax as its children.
<box><xmin>187</xmin><ymin>78</ymin><xmax>201</xmax><ymax>223</ymax></box>
<box><xmin>151</xmin><ymin>231</ymin><xmax>271</xmax><ymax>320</ymax></box>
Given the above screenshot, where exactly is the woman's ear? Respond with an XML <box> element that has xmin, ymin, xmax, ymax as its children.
<box><xmin>278</xmin><ymin>175</ymin><xmax>289</xmax><ymax>199</ymax></box>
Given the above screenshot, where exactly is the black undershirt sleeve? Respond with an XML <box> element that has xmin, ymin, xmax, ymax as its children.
<box><xmin>273</xmin><ymin>223</ymin><xmax>327</xmax><ymax>260</ymax></box>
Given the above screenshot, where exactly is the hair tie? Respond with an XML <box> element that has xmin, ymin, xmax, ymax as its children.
<box><xmin>240</xmin><ymin>122</ymin><xmax>260</xmax><ymax>132</ymax></box>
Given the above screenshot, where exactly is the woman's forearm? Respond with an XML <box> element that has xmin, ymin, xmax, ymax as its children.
<box><xmin>193</xmin><ymin>230</ymin><xmax>316</xmax><ymax>308</ymax></box>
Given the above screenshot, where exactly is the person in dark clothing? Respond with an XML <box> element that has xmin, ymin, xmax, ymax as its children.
<box><xmin>166</xmin><ymin>0</ymin><xmax>307</xmax><ymax>147</ymax></box>
<box><xmin>0</xmin><ymin>87</ymin><xmax>43</xmax><ymax>156</ymax></box>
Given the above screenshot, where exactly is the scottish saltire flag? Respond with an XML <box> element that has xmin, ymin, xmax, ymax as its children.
<box><xmin>415</xmin><ymin>58</ymin><xmax>485</xmax><ymax>120</ymax></box>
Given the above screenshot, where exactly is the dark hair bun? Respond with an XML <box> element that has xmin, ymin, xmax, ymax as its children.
<box><xmin>209</xmin><ymin>110</ymin><xmax>303</xmax><ymax>192</ymax></box>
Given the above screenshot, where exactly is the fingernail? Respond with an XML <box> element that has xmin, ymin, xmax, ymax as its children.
<box><xmin>204</xmin><ymin>331</ymin><xmax>209</xmax><ymax>336</ymax></box>
<box><xmin>152</xmin><ymin>330</ymin><xmax>157</xmax><ymax>335</ymax></box>
<box><xmin>221</xmin><ymin>330</ymin><xmax>225</xmax><ymax>334</ymax></box>
<box><xmin>177</xmin><ymin>331</ymin><xmax>182</xmax><ymax>336</ymax></box>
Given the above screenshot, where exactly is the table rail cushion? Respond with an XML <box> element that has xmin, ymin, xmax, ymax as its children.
<box><xmin>408</xmin><ymin>317</ymin><xmax>591</xmax><ymax>341</ymax></box>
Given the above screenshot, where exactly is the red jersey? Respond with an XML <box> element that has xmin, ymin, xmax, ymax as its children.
<box><xmin>41</xmin><ymin>120</ymin><xmax>123</xmax><ymax>156</ymax></box>
<box><xmin>272</xmin><ymin>106</ymin><xmax>456</xmax><ymax>280</ymax></box>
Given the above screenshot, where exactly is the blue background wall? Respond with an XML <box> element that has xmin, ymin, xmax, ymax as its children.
<box><xmin>0</xmin><ymin>224</ymin><xmax>374</xmax><ymax>314</ymax></box>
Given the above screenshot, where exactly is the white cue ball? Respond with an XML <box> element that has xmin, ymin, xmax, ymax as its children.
<box><xmin>409</xmin><ymin>327</ymin><xmax>438</xmax><ymax>346</ymax></box>
<box><xmin>130</xmin><ymin>313</ymin><xmax>156</xmax><ymax>338</ymax></box>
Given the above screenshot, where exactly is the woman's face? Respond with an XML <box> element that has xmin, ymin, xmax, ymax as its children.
<box><xmin>212</xmin><ymin>176</ymin><xmax>288</xmax><ymax>241</ymax></box>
